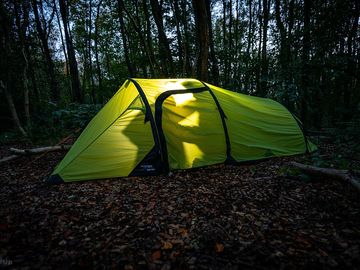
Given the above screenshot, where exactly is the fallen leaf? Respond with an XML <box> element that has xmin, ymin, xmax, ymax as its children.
<box><xmin>215</xmin><ymin>242</ymin><xmax>224</xmax><ymax>253</ymax></box>
<box><xmin>151</xmin><ymin>250</ymin><xmax>161</xmax><ymax>261</ymax></box>
<box><xmin>162</xmin><ymin>241</ymin><xmax>173</xmax><ymax>250</ymax></box>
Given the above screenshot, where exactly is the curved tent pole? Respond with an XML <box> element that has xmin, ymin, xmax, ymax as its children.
<box><xmin>127</xmin><ymin>78</ymin><xmax>164</xmax><ymax>166</ymax></box>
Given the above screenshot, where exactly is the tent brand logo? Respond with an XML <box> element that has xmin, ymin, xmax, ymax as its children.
<box><xmin>0</xmin><ymin>256</ymin><xmax>12</xmax><ymax>266</ymax></box>
<box><xmin>140</xmin><ymin>164</ymin><xmax>156</xmax><ymax>172</ymax></box>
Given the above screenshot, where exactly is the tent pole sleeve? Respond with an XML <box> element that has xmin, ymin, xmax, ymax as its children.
<box><xmin>289</xmin><ymin>112</ymin><xmax>310</xmax><ymax>154</ymax></box>
<box><xmin>128</xmin><ymin>78</ymin><xmax>163</xmax><ymax>161</ymax></box>
<box><xmin>200</xmin><ymin>82</ymin><xmax>235</xmax><ymax>163</ymax></box>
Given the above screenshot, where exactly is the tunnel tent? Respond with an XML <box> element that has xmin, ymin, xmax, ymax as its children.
<box><xmin>48</xmin><ymin>78</ymin><xmax>316</xmax><ymax>183</ymax></box>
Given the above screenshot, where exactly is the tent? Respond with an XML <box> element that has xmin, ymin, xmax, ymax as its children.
<box><xmin>48</xmin><ymin>78</ymin><xmax>316</xmax><ymax>183</ymax></box>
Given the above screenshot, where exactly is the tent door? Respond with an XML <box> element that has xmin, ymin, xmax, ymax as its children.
<box><xmin>156</xmin><ymin>90</ymin><xmax>227</xmax><ymax>170</ymax></box>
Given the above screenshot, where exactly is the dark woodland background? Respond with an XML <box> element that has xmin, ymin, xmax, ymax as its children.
<box><xmin>0</xmin><ymin>0</ymin><xmax>359</xmax><ymax>141</ymax></box>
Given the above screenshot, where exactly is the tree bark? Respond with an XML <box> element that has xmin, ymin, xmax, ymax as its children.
<box><xmin>259</xmin><ymin>0</ymin><xmax>270</xmax><ymax>96</ymax></box>
<box><xmin>170</xmin><ymin>0</ymin><xmax>184</xmax><ymax>76</ymax></box>
<box><xmin>245</xmin><ymin>0</ymin><xmax>253</xmax><ymax>91</ymax></box>
<box><xmin>88</xmin><ymin>0</ymin><xmax>96</xmax><ymax>103</ymax></box>
<box><xmin>301</xmin><ymin>0</ymin><xmax>311</xmax><ymax>127</ymax></box>
<box><xmin>94</xmin><ymin>0</ymin><xmax>103</xmax><ymax>102</ymax></box>
<box><xmin>192</xmin><ymin>0</ymin><xmax>209</xmax><ymax>81</ymax></box>
<box><xmin>31</xmin><ymin>0</ymin><xmax>60</xmax><ymax>103</ymax></box>
<box><xmin>118</xmin><ymin>0</ymin><xmax>156</xmax><ymax>76</ymax></box>
<box><xmin>59</xmin><ymin>0</ymin><xmax>83</xmax><ymax>103</ymax></box>
<box><xmin>180</xmin><ymin>0</ymin><xmax>192</xmax><ymax>76</ymax></box>
<box><xmin>117</xmin><ymin>0</ymin><xmax>135</xmax><ymax>77</ymax></box>
<box><xmin>207</xmin><ymin>0</ymin><xmax>219</xmax><ymax>83</ymax></box>
<box><xmin>53</xmin><ymin>0</ymin><xmax>70</xmax><ymax>96</ymax></box>
<box><xmin>142</xmin><ymin>0</ymin><xmax>160</xmax><ymax>75</ymax></box>
<box><xmin>150</xmin><ymin>0</ymin><xmax>174</xmax><ymax>76</ymax></box>
<box><xmin>275</xmin><ymin>0</ymin><xmax>294</xmax><ymax>110</ymax></box>
<box><xmin>2</xmin><ymin>81</ymin><xmax>28</xmax><ymax>137</ymax></box>
<box><xmin>14</xmin><ymin>1</ymin><xmax>31</xmax><ymax>130</ymax></box>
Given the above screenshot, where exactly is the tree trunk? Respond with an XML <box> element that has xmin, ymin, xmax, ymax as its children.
<box><xmin>180</xmin><ymin>0</ymin><xmax>192</xmax><ymax>76</ymax></box>
<box><xmin>344</xmin><ymin>0</ymin><xmax>359</xmax><ymax>119</ymax></box>
<box><xmin>117</xmin><ymin>0</ymin><xmax>135</xmax><ymax>77</ymax></box>
<box><xmin>88</xmin><ymin>0</ymin><xmax>96</xmax><ymax>103</ymax></box>
<box><xmin>192</xmin><ymin>0</ymin><xmax>209</xmax><ymax>81</ymax></box>
<box><xmin>256</xmin><ymin>0</ymin><xmax>262</xmax><ymax>93</ymax></box>
<box><xmin>14</xmin><ymin>1</ymin><xmax>31</xmax><ymax>130</ymax></box>
<box><xmin>118</xmin><ymin>0</ymin><xmax>156</xmax><ymax>76</ymax></box>
<box><xmin>301</xmin><ymin>0</ymin><xmax>311</xmax><ymax>127</ymax></box>
<box><xmin>150</xmin><ymin>0</ymin><xmax>174</xmax><ymax>77</ymax></box>
<box><xmin>94</xmin><ymin>0</ymin><xmax>103</xmax><ymax>102</ymax></box>
<box><xmin>142</xmin><ymin>0</ymin><xmax>160</xmax><ymax>76</ymax></box>
<box><xmin>222</xmin><ymin>0</ymin><xmax>228</xmax><ymax>82</ymax></box>
<box><xmin>53</xmin><ymin>0</ymin><xmax>71</xmax><ymax>97</ymax></box>
<box><xmin>245</xmin><ymin>0</ymin><xmax>253</xmax><ymax>91</ymax></box>
<box><xmin>207</xmin><ymin>0</ymin><xmax>219</xmax><ymax>83</ymax></box>
<box><xmin>170</xmin><ymin>0</ymin><xmax>184</xmax><ymax>76</ymax></box>
<box><xmin>259</xmin><ymin>0</ymin><xmax>270</xmax><ymax>97</ymax></box>
<box><xmin>275</xmin><ymin>0</ymin><xmax>294</xmax><ymax>110</ymax></box>
<box><xmin>31</xmin><ymin>0</ymin><xmax>60</xmax><ymax>103</ymax></box>
<box><xmin>59</xmin><ymin>0</ymin><xmax>83</xmax><ymax>103</ymax></box>
<box><xmin>2</xmin><ymin>81</ymin><xmax>28</xmax><ymax>137</ymax></box>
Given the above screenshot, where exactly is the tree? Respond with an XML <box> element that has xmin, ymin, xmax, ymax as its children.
<box><xmin>59</xmin><ymin>0</ymin><xmax>82</xmax><ymax>103</ymax></box>
<box><xmin>150</xmin><ymin>0</ymin><xmax>174</xmax><ymax>76</ymax></box>
<box><xmin>192</xmin><ymin>0</ymin><xmax>209</xmax><ymax>81</ymax></box>
<box><xmin>31</xmin><ymin>0</ymin><xmax>60</xmax><ymax>102</ymax></box>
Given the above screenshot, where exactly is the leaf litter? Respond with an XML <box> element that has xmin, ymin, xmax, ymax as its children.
<box><xmin>0</xmin><ymin>144</ymin><xmax>359</xmax><ymax>269</ymax></box>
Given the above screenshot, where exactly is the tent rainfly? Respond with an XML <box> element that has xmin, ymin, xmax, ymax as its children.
<box><xmin>48</xmin><ymin>78</ymin><xmax>316</xmax><ymax>183</ymax></box>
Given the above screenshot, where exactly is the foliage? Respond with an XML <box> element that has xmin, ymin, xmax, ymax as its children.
<box><xmin>0</xmin><ymin>0</ymin><xmax>359</xmax><ymax>137</ymax></box>
<box><xmin>29</xmin><ymin>103</ymin><xmax>101</xmax><ymax>143</ymax></box>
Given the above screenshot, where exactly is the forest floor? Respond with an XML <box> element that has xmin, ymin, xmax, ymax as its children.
<box><xmin>0</xmin><ymin>139</ymin><xmax>359</xmax><ymax>269</ymax></box>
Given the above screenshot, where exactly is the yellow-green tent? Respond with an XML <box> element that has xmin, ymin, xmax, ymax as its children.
<box><xmin>48</xmin><ymin>78</ymin><xmax>316</xmax><ymax>183</ymax></box>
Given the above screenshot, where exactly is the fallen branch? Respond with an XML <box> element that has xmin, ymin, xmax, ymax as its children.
<box><xmin>0</xmin><ymin>145</ymin><xmax>72</xmax><ymax>165</ymax></box>
<box><xmin>290</xmin><ymin>162</ymin><xmax>360</xmax><ymax>192</ymax></box>
<box><xmin>10</xmin><ymin>145</ymin><xmax>72</xmax><ymax>155</ymax></box>
<box><xmin>0</xmin><ymin>155</ymin><xmax>19</xmax><ymax>163</ymax></box>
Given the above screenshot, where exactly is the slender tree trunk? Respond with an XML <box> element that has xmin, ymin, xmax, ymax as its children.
<box><xmin>256</xmin><ymin>0</ymin><xmax>262</xmax><ymax>93</ymax></box>
<box><xmin>227</xmin><ymin>0</ymin><xmax>233</xmax><ymax>83</ymax></box>
<box><xmin>117</xmin><ymin>0</ymin><xmax>135</xmax><ymax>77</ymax></box>
<box><xmin>192</xmin><ymin>0</ymin><xmax>209</xmax><ymax>81</ymax></box>
<box><xmin>14</xmin><ymin>1</ymin><xmax>31</xmax><ymax>130</ymax></box>
<box><xmin>31</xmin><ymin>0</ymin><xmax>60</xmax><ymax>102</ymax></box>
<box><xmin>118</xmin><ymin>0</ymin><xmax>155</xmax><ymax>76</ymax></box>
<box><xmin>222</xmin><ymin>0</ymin><xmax>228</xmax><ymax>82</ymax></box>
<box><xmin>59</xmin><ymin>0</ymin><xmax>83</xmax><ymax>103</ymax></box>
<box><xmin>171</xmin><ymin>0</ymin><xmax>184</xmax><ymax>76</ymax></box>
<box><xmin>94</xmin><ymin>0</ymin><xmax>103</xmax><ymax>102</ymax></box>
<box><xmin>259</xmin><ymin>0</ymin><xmax>270</xmax><ymax>96</ymax></box>
<box><xmin>245</xmin><ymin>0</ymin><xmax>253</xmax><ymax>91</ymax></box>
<box><xmin>180</xmin><ymin>0</ymin><xmax>192</xmax><ymax>76</ymax></box>
<box><xmin>53</xmin><ymin>0</ymin><xmax>71</xmax><ymax>96</ymax></box>
<box><xmin>344</xmin><ymin>0</ymin><xmax>359</xmax><ymax>118</ymax></box>
<box><xmin>275</xmin><ymin>0</ymin><xmax>294</xmax><ymax>110</ymax></box>
<box><xmin>301</xmin><ymin>0</ymin><xmax>311</xmax><ymax>127</ymax></box>
<box><xmin>150</xmin><ymin>0</ymin><xmax>174</xmax><ymax>76</ymax></box>
<box><xmin>142</xmin><ymin>0</ymin><xmax>160</xmax><ymax>75</ymax></box>
<box><xmin>88</xmin><ymin>0</ymin><xmax>95</xmax><ymax>103</ymax></box>
<box><xmin>2</xmin><ymin>81</ymin><xmax>28</xmax><ymax>137</ymax></box>
<box><xmin>207</xmin><ymin>0</ymin><xmax>219</xmax><ymax>83</ymax></box>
